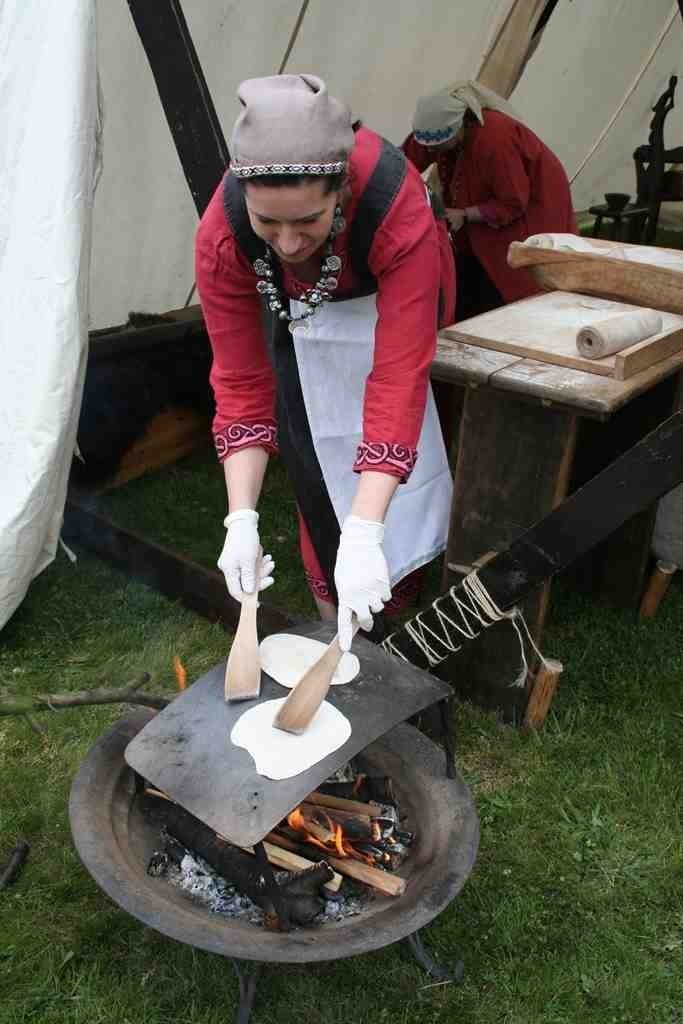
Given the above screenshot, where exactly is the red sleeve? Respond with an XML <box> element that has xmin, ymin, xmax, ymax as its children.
<box><xmin>401</xmin><ymin>133</ymin><xmax>435</xmax><ymax>174</ymax></box>
<box><xmin>474</xmin><ymin>120</ymin><xmax>532</xmax><ymax>227</ymax></box>
<box><xmin>354</xmin><ymin>162</ymin><xmax>441</xmax><ymax>483</ymax></box>
<box><xmin>195</xmin><ymin>191</ymin><xmax>278</xmax><ymax>463</ymax></box>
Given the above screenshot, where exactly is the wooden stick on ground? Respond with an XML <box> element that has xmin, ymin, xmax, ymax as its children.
<box><xmin>0</xmin><ymin>675</ymin><xmax>171</xmax><ymax>716</ymax></box>
<box><xmin>523</xmin><ymin>658</ymin><xmax>564</xmax><ymax>731</ymax></box>
<box><xmin>0</xmin><ymin>840</ymin><xmax>30</xmax><ymax>890</ymax></box>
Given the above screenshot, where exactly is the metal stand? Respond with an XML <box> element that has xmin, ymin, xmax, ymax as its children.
<box><xmin>405</xmin><ymin>928</ymin><xmax>465</xmax><ymax>983</ymax></box>
<box><xmin>438</xmin><ymin>699</ymin><xmax>457</xmax><ymax>779</ymax></box>
<box><xmin>230</xmin><ymin>960</ymin><xmax>262</xmax><ymax>1024</ymax></box>
<box><xmin>227</xmin><ymin>927</ymin><xmax>464</xmax><ymax>1022</ymax></box>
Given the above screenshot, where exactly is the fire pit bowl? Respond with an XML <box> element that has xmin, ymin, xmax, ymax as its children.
<box><xmin>69</xmin><ymin>711</ymin><xmax>478</xmax><ymax>965</ymax></box>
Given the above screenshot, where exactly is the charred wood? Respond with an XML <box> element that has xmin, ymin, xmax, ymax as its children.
<box><xmin>142</xmin><ymin>795</ymin><xmax>327</xmax><ymax>926</ymax></box>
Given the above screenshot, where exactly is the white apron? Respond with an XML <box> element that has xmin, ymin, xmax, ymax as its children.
<box><xmin>289</xmin><ymin>293</ymin><xmax>453</xmax><ymax>585</ymax></box>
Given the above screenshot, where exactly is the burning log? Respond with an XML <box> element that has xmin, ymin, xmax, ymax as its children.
<box><xmin>317</xmin><ymin>776</ymin><xmax>396</xmax><ymax>805</ymax></box>
<box><xmin>245</xmin><ymin>842</ymin><xmax>342</xmax><ymax>894</ymax></box>
<box><xmin>300</xmin><ymin>803</ymin><xmax>379</xmax><ymax>843</ymax></box>
<box><xmin>265</xmin><ymin>829</ymin><xmax>406</xmax><ymax>897</ymax></box>
<box><xmin>142</xmin><ymin>793</ymin><xmax>335</xmax><ymax>926</ymax></box>
<box><xmin>306</xmin><ymin>791</ymin><xmax>383</xmax><ymax>817</ymax></box>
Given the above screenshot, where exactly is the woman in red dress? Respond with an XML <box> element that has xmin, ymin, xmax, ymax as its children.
<box><xmin>196</xmin><ymin>75</ymin><xmax>455</xmax><ymax>649</ymax></box>
<box><xmin>403</xmin><ymin>80</ymin><xmax>576</xmax><ymax>320</ymax></box>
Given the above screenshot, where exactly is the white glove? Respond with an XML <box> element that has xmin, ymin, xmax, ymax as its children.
<box><xmin>218</xmin><ymin>509</ymin><xmax>275</xmax><ymax>603</ymax></box>
<box><xmin>334</xmin><ymin>514</ymin><xmax>392</xmax><ymax>652</ymax></box>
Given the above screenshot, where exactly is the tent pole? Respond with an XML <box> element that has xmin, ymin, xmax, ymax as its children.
<box><xmin>125</xmin><ymin>0</ymin><xmax>229</xmax><ymax>216</ymax></box>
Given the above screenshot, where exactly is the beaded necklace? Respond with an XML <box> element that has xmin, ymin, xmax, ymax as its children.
<box><xmin>252</xmin><ymin>204</ymin><xmax>345</xmax><ymax>335</ymax></box>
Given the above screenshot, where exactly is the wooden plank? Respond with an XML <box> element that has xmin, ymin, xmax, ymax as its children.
<box><xmin>488</xmin><ymin>344</ymin><xmax>683</xmax><ymax>419</ymax></box>
<box><xmin>89</xmin><ymin>313</ymin><xmax>207</xmax><ymax>361</ymax></box>
<box><xmin>439</xmin><ymin>386</ymin><xmax>578</xmax><ymax>720</ymax></box>
<box><xmin>615</xmin><ymin>326</ymin><xmax>683</xmax><ymax>379</ymax></box>
<box><xmin>507</xmin><ymin>240</ymin><xmax>683</xmax><ymax>316</ymax></box>
<box><xmin>387</xmin><ymin>413</ymin><xmax>683</xmax><ymax>723</ymax></box>
<box><xmin>597</xmin><ymin>371</ymin><xmax>682</xmax><ymax>607</ymax></box>
<box><xmin>446</xmin><ymin>387</ymin><xmax>578</xmax><ymax>569</ymax></box>
<box><xmin>432</xmin><ymin>336</ymin><xmax>522</xmax><ymax>387</ymax></box>
<box><xmin>61</xmin><ymin>498</ymin><xmax>295</xmax><ymax>637</ymax></box>
<box><xmin>560</xmin><ymin>374</ymin><xmax>679</xmax><ymax>604</ymax></box>
<box><xmin>441</xmin><ymin>292</ymin><xmax>683</xmax><ymax>379</ymax></box>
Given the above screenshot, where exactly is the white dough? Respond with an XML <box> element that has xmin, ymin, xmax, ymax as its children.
<box><xmin>259</xmin><ymin>633</ymin><xmax>360</xmax><ymax>688</ymax></box>
<box><xmin>230</xmin><ymin>698</ymin><xmax>352</xmax><ymax>781</ymax></box>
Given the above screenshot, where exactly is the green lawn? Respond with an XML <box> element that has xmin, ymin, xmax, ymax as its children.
<box><xmin>1</xmin><ymin>448</ymin><xmax>682</xmax><ymax>1024</ymax></box>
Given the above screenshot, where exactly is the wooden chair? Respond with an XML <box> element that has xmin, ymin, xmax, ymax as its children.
<box><xmin>590</xmin><ymin>76</ymin><xmax>683</xmax><ymax>244</ymax></box>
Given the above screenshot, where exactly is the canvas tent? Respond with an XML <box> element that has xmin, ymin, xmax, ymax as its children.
<box><xmin>1</xmin><ymin>0</ymin><xmax>682</xmax><ymax>629</ymax></box>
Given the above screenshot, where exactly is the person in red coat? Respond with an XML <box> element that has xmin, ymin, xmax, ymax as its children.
<box><xmin>196</xmin><ymin>75</ymin><xmax>455</xmax><ymax>649</ymax></box>
<box><xmin>403</xmin><ymin>80</ymin><xmax>576</xmax><ymax>320</ymax></box>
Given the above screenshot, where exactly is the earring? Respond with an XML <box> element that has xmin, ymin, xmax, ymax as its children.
<box><xmin>331</xmin><ymin>203</ymin><xmax>346</xmax><ymax>237</ymax></box>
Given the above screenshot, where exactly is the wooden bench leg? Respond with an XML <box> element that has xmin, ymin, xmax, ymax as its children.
<box><xmin>523</xmin><ymin>659</ymin><xmax>564</xmax><ymax>731</ymax></box>
<box><xmin>639</xmin><ymin>561</ymin><xmax>678</xmax><ymax>619</ymax></box>
<box><xmin>440</xmin><ymin>387</ymin><xmax>578</xmax><ymax>722</ymax></box>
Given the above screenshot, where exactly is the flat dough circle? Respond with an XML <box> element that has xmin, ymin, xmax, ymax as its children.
<box><xmin>259</xmin><ymin>633</ymin><xmax>360</xmax><ymax>688</ymax></box>
<box><xmin>230</xmin><ymin>698</ymin><xmax>351</xmax><ymax>781</ymax></box>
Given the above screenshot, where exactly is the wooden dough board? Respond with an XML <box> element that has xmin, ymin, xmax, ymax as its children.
<box><xmin>507</xmin><ymin>240</ymin><xmax>683</xmax><ymax>317</ymax></box>
<box><xmin>440</xmin><ymin>291</ymin><xmax>683</xmax><ymax>381</ymax></box>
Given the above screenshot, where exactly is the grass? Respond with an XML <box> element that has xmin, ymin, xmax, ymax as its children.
<box><xmin>1</xmin><ymin>447</ymin><xmax>682</xmax><ymax>1024</ymax></box>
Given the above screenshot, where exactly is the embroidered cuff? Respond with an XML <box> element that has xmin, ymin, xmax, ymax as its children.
<box><xmin>304</xmin><ymin>570</ymin><xmax>333</xmax><ymax>601</ymax></box>
<box><xmin>214</xmin><ymin>421</ymin><xmax>278</xmax><ymax>462</ymax></box>
<box><xmin>353</xmin><ymin>441</ymin><xmax>419</xmax><ymax>482</ymax></box>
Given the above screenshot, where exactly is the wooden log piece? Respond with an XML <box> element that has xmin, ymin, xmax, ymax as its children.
<box><xmin>301</xmin><ymin>804</ymin><xmax>377</xmax><ymax>842</ymax></box>
<box><xmin>265</xmin><ymin>830</ymin><xmax>406</xmax><ymax>897</ymax></box>
<box><xmin>144</xmin><ymin>787</ymin><xmax>342</xmax><ymax>894</ymax></box>
<box><xmin>259</xmin><ymin>843</ymin><xmax>342</xmax><ymax>894</ymax></box>
<box><xmin>144</xmin><ymin>794</ymin><xmax>334</xmax><ymax>922</ymax></box>
<box><xmin>523</xmin><ymin>658</ymin><xmax>564</xmax><ymax>731</ymax></box>
<box><xmin>306</xmin><ymin>791</ymin><xmax>383</xmax><ymax>817</ymax></box>
<box><xmin>639</xmin><ymin>560</ymin><xmax>678</xmax><ymax>618</ymax></box>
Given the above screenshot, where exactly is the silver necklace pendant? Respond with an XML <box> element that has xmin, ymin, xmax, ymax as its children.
<box><xmin>255</xmin><ymin>228</ymin><xmax>341</xmax><ymax>327</ymax></box>
<box><xmin>289</xmin><ymin>317</ymin><xmax>311</xmax><ymax>336</ymax></box>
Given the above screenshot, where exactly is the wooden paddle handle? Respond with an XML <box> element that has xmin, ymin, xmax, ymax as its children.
<box><xmin>273</xmin><ymin>635</ymin><xmax>343</xmax><ymax>734</ymax></box>
<box><xmin>242</xmin><ymin>546</ymin><xmax>263</xmax><ymax>606</ymax></box>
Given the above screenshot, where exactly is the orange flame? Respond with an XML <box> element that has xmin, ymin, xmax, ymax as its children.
<box><xmin>173</xmin><ymin>655</ymin><xmax>187</xmax><ymax>691</ymax></box>
<box><xmin>285</xmin><ymin>804</ymin><xmax>378</xmax><ymax>864</ymax></box>
<box><xmin>287</xmin><ymin>807</ymin><xmax>306</xmax><ymax>831</ymax></box>
<box><xmin>334</xmin><ymin>824</ymin><xmax>345</xmax><ymax>858</ymax></box>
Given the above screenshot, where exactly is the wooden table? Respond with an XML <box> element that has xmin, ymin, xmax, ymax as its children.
<box><xmin>429</xmin><ymin>309</ymin><xmax>683</xmax><ymax>718</ymax></box>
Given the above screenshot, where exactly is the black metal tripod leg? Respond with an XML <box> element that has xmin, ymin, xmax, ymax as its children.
<box><xmin>405</xmin><ymin>929</ymin><xmax>464</xmax><ymax>983</ymax></box>
<box><xmin>438</xmin><ymin>699</ymin><xmax>457</xmax><ymax>779</ymax></box>
<box><xmin>230</xmin><ymin>960</ymin><xmax>262</xmax><ymax>1024</ymax></box>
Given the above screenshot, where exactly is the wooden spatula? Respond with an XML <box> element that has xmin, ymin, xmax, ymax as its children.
<box><xmin>274</xmin><ymin>620</ymin><xmax>358</xmax><ymax>734</ymax></box>
<box><xmin>224</xmin><ymin>552</ymin><xmax>262</xmax><ymax>702</ymax></box>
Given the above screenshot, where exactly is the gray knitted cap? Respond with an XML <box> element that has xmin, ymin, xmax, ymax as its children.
<box><xmin>230</xmin><ymin>74</ymin><xmax>354</xmax><ymax>178</ymax></box>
